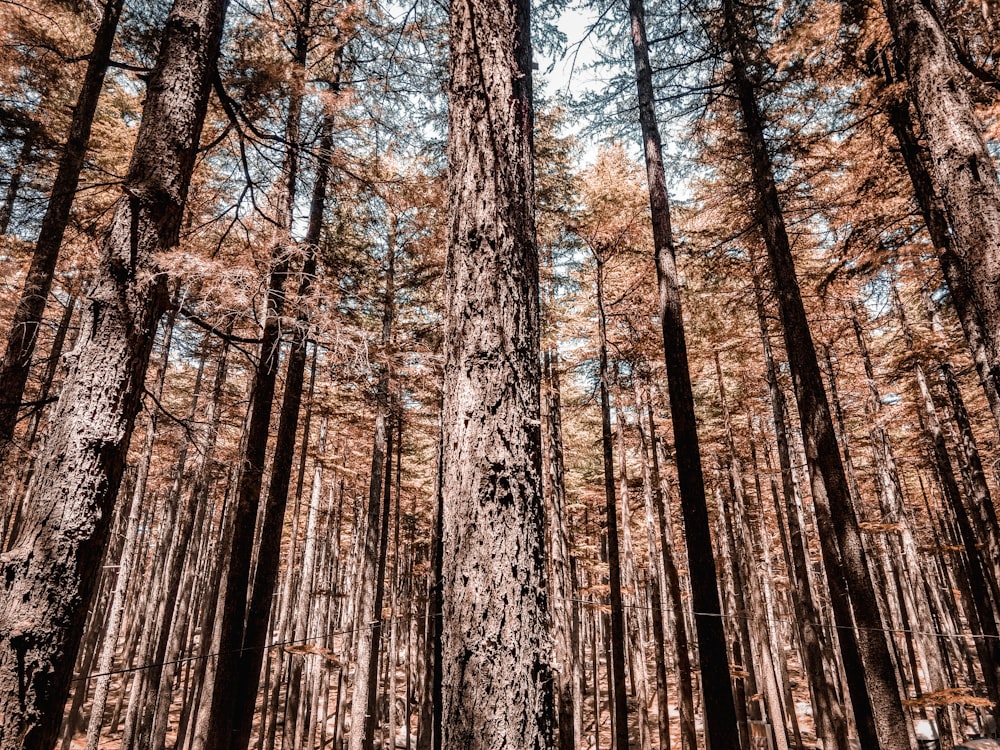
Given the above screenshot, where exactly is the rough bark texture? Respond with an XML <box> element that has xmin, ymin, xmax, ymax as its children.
<box><xmin>884</xmin><ymin>95</ymin><xmax>1000</xmax><ymax>431</ymax></box>
<box><xmin>884</xmin><ymin>0</ymin><xmax>1000</xmax><ymax>417</ymax></box>
<box><xmin>0</xmin><ymin>0</ymin><xmax>227</xmax><ymax>742</ymax></box>
<box><xmin>0</xmin><ymin>0</ymin><xmax>124</xmax><ymax>447</ymax></box>
<box><xmin>440</xmin><ymin>0</ymin><xmax>554</xmax><ymax>747</ymax></box>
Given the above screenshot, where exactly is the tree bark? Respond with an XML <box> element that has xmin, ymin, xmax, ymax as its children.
<box><xmin>350</xmin><ymin>214</ymin><xmax>398</xmax><ymax>750</ymax></box>
<box><xmin>883</xmin><ymin>94</ymin><xmax>1000</xmax><ymax>431</ymax></box>
<box><xmin>204</xmin><ymin>9</ymin><xmax>311</xmax><ymax>745</ymax></box>
<box><xmin>227</xmin><ymin>106</ymin><xmax>331</xmax><ymax>750</ymax></box>
<box><xmin>883</xmin><ymin>0</ymin><xmax>1000</xmax><ymax>425</ymax></box>
<box><xmin>595</xmin><ymin>254</ymin><xmax>630</xmax><ymax>750</ymax></box>
<box><xmin>0</xmin><ymin>0</ymin><xmax>228</xmax><ymax>742</ymax></box>
<box><xmin>543</xmin><ymin>346</ymin><xmax>580</xmax><ymax>750</ymax></box>
<box><xmin>439</xmin><ymin>0</ymin><xmax>554</xmax><ymax>746</ymax></box>
<box><xmin>0</xmin><ymin>0</ymin><xmax>125</xmax><ymax>447</ymax></box>
<box><xmin>751</xmin><ymin>267</ymin><xmax>849</xmax><ymax>750</ymax></box>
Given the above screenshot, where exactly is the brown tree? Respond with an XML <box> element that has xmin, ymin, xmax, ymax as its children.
<box><xmin>439</xmin><ymin>0</ymin><xmax>554</xmax><ymax>747</ymax></box>
<box><xmin>0</xmin><ymin>0</ymin><xmax>229</xmax><ymax>743</ymax></box>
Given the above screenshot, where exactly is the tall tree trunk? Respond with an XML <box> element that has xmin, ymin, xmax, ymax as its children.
<box><xmin>715</xmin><ymin>356</ymin><xmax>789</xmax><ymax>750</ymax></box>
<box><xmin>0</xmin><ymin>0</ymin><xmax>125</xmax><ymax>447</ymax></box>
<box><xmin>635</xmin><ymin>382</ymin><xmax>671</xmax><ymax>750</ymax></box>
<box><xmin>722</xmin><ymin>10</ymin><xmax>913</xmax><ymax>748</ymax></box>
<box><xmin>646</xmin><ymin>403</ymin><xmax>698</xmax><ymax>750</ymax></box>
<box><xmin>204</xmin><ymin>9</ymin><xmax>311</xmax><ymax>746</ymax></box>
<box><xmin>227</xmin><ymin>106</ymin><xmax>331</xmax><ymax>750</ymax></box>
<box><xmin>350</xmin><ymin>217</ymin><xmax>397</xmax><ymax>750</ymax></box>
<box><xmin>594</xmin><ymin>254</ymin><xmax>630</xmax><ymax>750</ymax></box>
<box><xmin>883</xmin><ymin>0</ymin><xmax>1000</xmax><ymax>417</ymax></box>
<box><xmin>626</xmin><ymin>1</ymin><xmax>741</xmax><ymax>745</ymax></box>
<box><xmin>0</xmin><ymin>0</ymin><xmax>228</xmax><ymax>742</ymax></box>
<box><xmin>882</xmin><ymin>94</ymin><xmax>1000</xmax><ymax>431</ymax></box>
<box><xmin>440</xmin><ymin>0</ymin><xmax>554</xmax><ymax>746</ymax></box>
<box><xmin>751</xmin><ymin>267</ymin><xmax>849</xmax><ymax>750</ymax></box>
<box><xmin>543</xmin><ymin>346</ymin><xmax>580</xmax><ymax>750</ymax></box>
<box><xmin>897</xmin><ymin>296</ymin><xmax>1000</xmax><ymax>710</ymax></box>
<box><xmin>82</xmin><ymin>308</ymin><xmax>179</xmax><ymax>750</ymax></box>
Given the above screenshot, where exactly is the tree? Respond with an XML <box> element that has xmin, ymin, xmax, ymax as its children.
<box><xmin>720</xmin><ymin>4</ymin><xmax>914</xmax><ymax>748</ymax></box>
<box><xmin>0</xmin><ymin>0</ymin><xmax>124</xmax><ymax>448</ymax></box>
<box><xmin>626</xmin><ymin>1</ymin><xmax>742</xmax><ymax>747</ymax></box>
<box><xmin>439</xmin><ymin>0</ymin><xmax>554</xmax><ymax>747</ymax></box>
<box><xmin>0</xmin><ymin>0</ymin><xmax>230</xmax><ymax>742</ymax></box>
<box><xmin>883</xmin><ymin>0</ymin><xmax>1000</xmax><ymax>424</ymax></box>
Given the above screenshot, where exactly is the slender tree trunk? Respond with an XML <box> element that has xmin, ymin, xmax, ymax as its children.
<box><xmin>635</xmin><ymin>383</ymin><xmax>670</xmax><ymax>750</ymax></box>
<box><xmin>751</xmin><ymin>268</ymin><xmax>849</xmax><ymax>750</ymax></box>
<box><xmin>0</xmin><ymin>0</ymin><xmax>228</xmax><ymax>742</ymax></box>
<box><xmin>626</xmin><ymin>1</ymin><xmax>740</xmax><ymax>745</ymax></box>
<box><xmin>148</xmin><ymin>335</ymin><xmax>231</xmax><ymax>750</ymax></box>
<box><xmin>941</xmin><ymin>361</ymin><xmax>1000</xmax><ymax>586</ymax></box>
<box><xmin>0</xmin><ymin>0</ymin><xmax>125</xmax><ymax>447</ymax></box>
<box><xmin>350</xmin><ymin>217</ymin><xmax>398</xmax><ymax>750</ymax></box>
<box><xmin>897</xmin><ymin>297</ymin><xmax>1000</xmax><ymax>710</ymax></box>
<box><xmin>543</xmin><ymin>346</ymin><xmax>580</xmax><ymax>750</ymax></box>
<box><xmin>715</xmin><ymin>356</ymin><xmax>789</xmax><ymax>750</ymax></box>
<box><xmin>0</xmin><ymin>126</ymin><xmax>35</xmax><ymax>236</ymax></box>
<box><xmin>594</xmin><ymin>254</ymin><xmax>630</xmax><ymax>750</ymax></box>
<box><xmin>2</xmin><ymin>289</ymin><xmax>77</xmax><ymax>553</ymax></box>
<box><xmin>646</xmin><ymin>405</ymin><xmax>697</xmax><ymax>750</ymax></box>
<box><xmin>227</xmin><ymin>105</ymin><xmax>331</xmax><ymax>750</ymax></box>
<box><xmin>82</xmin><ymin>309</ymin><xmax>178</xmax><ymax>750</ymax></box>
<box><xmin>204</xmin><ymin>10</ymin><xmax>311</xmax><ymax>745</ymax></box>
<box><xmin>440</xmin><ymin>0</ymin><xmax>554</xmax><ymax>746</ymax></box>
<box><xmin>723</xmin><ymin>11</ymin><xmax>913</xmax><ymax>748</ymax></box>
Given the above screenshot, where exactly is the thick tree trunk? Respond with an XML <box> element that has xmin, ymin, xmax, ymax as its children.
<box><xmin>723</xmin><ymin>12</ymin><xmax>913</xmax><ymax>749</ymax></box>
<box><xmin>883</xmin><ymin>95</ymin><xmax>1000</xmax><ymax>431</ymax></box>
<box><xmin>626</xmin><ymin>1</ymin><xmax>740</xmax><ymax>746</ymax></box>
<box><xmin>0</xmin><ymin>0</ymin><xmax>125</xmax><ymax>447</ymax></box>
<box><xmin>884</xmin><ymin>0</ymin><xmax>1000</xmax><ymax>418</ymax></box>
<box><xmin>0</xmin><ymin>0</ymin><xmax>228</xmax><ymax>743</ymax></box>
<box><xmin>440</xmin><ymin>0</ymin><xmax>554</xmax><ymax>746</ymax></box>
